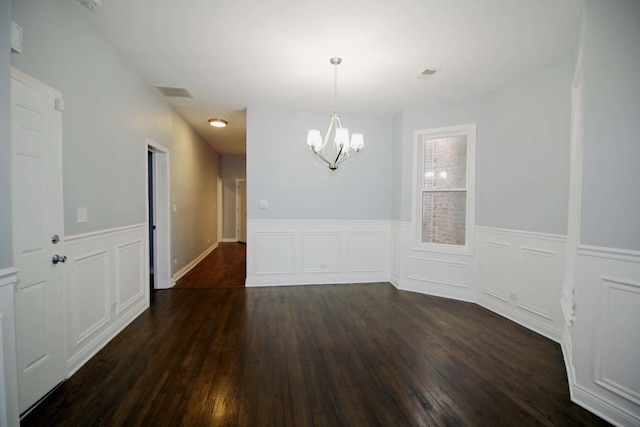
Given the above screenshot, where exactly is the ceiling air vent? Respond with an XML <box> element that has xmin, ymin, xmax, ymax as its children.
<box><xmin>416</xmin><ymin>68</ymin><xmax>440</xmax><ymax>80</ymax></box>
<box><xmin>155</xmin><ymin>86</ymin><xmax>193</xmax><ymax>98</ymax></box>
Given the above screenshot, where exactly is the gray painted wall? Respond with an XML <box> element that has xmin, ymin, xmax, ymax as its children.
<box><xmin>11</xmin><ymin>0</ymin><xmax>221</xmax><ymax>274</ymax></box>
<box><xmin>246</xmin><ymin>107</ymin><xmax>393</xmax><ymax>220</ymax></box>
<box><xmin>581</xmin><ymin>0</ymin><xmax>640</xmax><ymax>251</ymax></box>
<box><xmin>0</xmin><ymin>0</ymin><xmax>12</xmax><ymax>269</ymax></box>
<box><xmin>391</xmin><ymin>112</ymin><xmax>403</xmax><ymax>221</ymax></box>
<box><xmin>398</xmin><ymin>55</ymin><xmax>573</xmax><ymax>236</ymax></box>
<box><xmin>221</xmin><ymin>155</ymin><xmax>246</xmax><ymax>239</ymax></box>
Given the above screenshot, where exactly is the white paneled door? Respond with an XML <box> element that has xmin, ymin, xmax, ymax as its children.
<box><xmin>11</xmin><ymin>69</ymin><xmax>66</xmax><ymax>413</ymax></box>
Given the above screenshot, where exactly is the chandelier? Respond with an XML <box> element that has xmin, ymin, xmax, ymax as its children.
<box><xmin>306</xmin><ymin>57</ymin><xmax>364</xmax><ymax>170</ymax></box>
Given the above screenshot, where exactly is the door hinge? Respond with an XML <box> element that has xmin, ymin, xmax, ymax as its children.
<box><xmin>55</xmin><ymin>98</ymin><xmax>64</xmax><ymax>111</ymax></box>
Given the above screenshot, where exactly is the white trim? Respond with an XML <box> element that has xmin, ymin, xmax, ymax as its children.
<box><xmin>235</xmin><ymin>179</ymin><xmax>247</xmax><ymax>243</ymax></box>
<box><xmin>577</xmin><ymin>244</ymin><xmax>640</xmax><ymax>263</ymax></box>
<box><xmin>477</xmin><ymin>294</ymin><xmax>562</xmax><ymax>343</ymax></box>
<box><xmin>146</xmin><ymin>139</ymin><xmax>172</xmax><ymax>290</ymax></box>
<box><xmin>246</xmin><ymin>273</ymin><xmax>389</xmax><ymax>287</ymax></box>
<box><xmin>397</xmin><ymin>280</ymin><xmax>476</xmax><ymax>303</ymax></box>
<box><xmin>0</xmin><ymin>268</ymin><xmax>18</xmax><ymax>287</ymax></box>
<box><xmin>250</xmin><ymin>219</ymin><xmax>391</xmax><ymax>226</ymax></box>
<box><xmin>412</xmin><ymin>123</ymin><xmax>476</xmax><ymax>255</ymax></box>
<box><xmin>10</xmin><ymin>22</ymin><xmax>22</xmax><ymax>54</ymax></box>
<box><xmin>65</xmin><ymin>223</ymin><xmax>146</xmax><ymax>242</ymax></box>
<box><xmin>573</xmin><ymin>384</ymin><xmax>640</xmax><ymax>427</ymax></box>
<box><xmin>561</xmin><ymin>325</ymin><xmax>576</xmax><ymax>401</ymax></box>
<box><xmin>476</xmin><ymin>226</ymin><xmax>566</xmax><ymax>242</ymax></box>
<box><xmin>171</xmin><ymin>242</ymin><xmax>219</xmax><ymax>285</ymax></box>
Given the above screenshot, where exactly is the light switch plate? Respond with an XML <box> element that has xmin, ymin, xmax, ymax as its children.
<box><xmin>77</xmin><ymin>207</ymin><xmax>88</xmax><ymax>223</ymax></box>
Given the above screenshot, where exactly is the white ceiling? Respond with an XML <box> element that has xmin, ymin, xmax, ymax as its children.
<box><xmin>73</xmin><ymin>0</ymin><xmax>582</xmax><ymax>155</ymax></box>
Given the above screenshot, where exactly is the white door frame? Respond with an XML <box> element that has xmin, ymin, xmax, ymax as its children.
<box><xmin>235</xmin><ymin>179</ymin><xmax>246</xmax><ymax>242</ymax></box>
<box><xmin>146</xmin><ymin>139</ymin><xmax>171</xmax><ymax>290</ymax></box>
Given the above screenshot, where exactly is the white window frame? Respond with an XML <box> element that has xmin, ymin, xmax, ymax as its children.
<box><xmin>412</xmin><ymin>123</ymin><xmax>476</xmax><ymax>255</ymax></box>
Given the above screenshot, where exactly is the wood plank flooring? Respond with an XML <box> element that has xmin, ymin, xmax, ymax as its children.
<box><xmin>174</xmin><ymin>243</ymin><xmax>246</xmax><ymax>288</ymax></box>
<box><xmin>21</xmin><ymin>283</ymin><xmax>610</xmax><ymax>426</ymax></box>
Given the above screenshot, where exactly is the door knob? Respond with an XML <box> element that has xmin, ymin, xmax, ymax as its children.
<box><xmin>52</xmin><ymin>255</ymin><xmax>67</xmax><ymax>264</ymax></box>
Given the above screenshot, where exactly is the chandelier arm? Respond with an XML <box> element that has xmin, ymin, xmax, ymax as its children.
<box><xmin>313</xmin><ymin>151</ymin><xmax>334</xmax><ymax>168</ymax></box>
<box><xmin>323</xmin><ymin>115</ymin><xmax>336</xmax><ymax>152</ymax></box>
<box><xmin>333</xmin><ymin>145</ymin><xmax>345</xmax><ymax>166</ymax></box>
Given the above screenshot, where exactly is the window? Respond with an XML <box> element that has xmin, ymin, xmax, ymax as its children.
<box><xmin>414</xmin><ymin>124</ymin><xmax>476</xmax><ymax>253</ymax></box>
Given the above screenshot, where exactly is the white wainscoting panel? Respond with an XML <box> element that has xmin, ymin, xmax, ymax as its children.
<box><xmin>0</xmin><ymin>268</ymin><xmax>19</xmax><ymax>427</ymax></box>
<box><xmin>479</xmin><ymin>240</ymin><xmax>511</xmax><ymax>302</ymax></box>
<box><xmin>596</xmin><ymin>277</ymin><xmax>640</xmax><ymax>406</ymax></box>
<box><xmin>390</xmin><ymin>225</ymin><xmax>400</xmax><ymax>283</ymax></box>
<box><xmin>246</xmin><ymin>220</ymin><xmax>390</xmax><ymax>287</ymax></box>
<box><xmin>348</xmin><ymin>231</ymin><xmax>387</xmax><ymax>273</ymax></box>
<box><xmin>518</xmin><ymin>246</ymin><xmax>556</xmax><ymax>321</ymax></box>
<box><xmin>302</xmin><ymin>231</ymin><xmax>341</xmax><ymax>273</ymax></box>
<box><xmin>395</xmin><ymin>222</ymin><xmax>475</xmax><ymax>301</ymax></box>
<box><xmin>64</xmin><ymin>224</ymin><xmax>149</xmax><ymax>376</ymax></box>
<box><xmin>115</xmin><ymin>239</ymin><xmax>145</xmax><ymax>315</ymax></box>
<box><xmin>72</xmin><ymin>250</ymin><xmax>109</xmax><ymax>345</ymax></box>
<box><xmin>475</xmin><ymin>227</ymin><xmax>566</xmax><ymax>342</ymax></box>
<box><xmin>254</xmin><ymin>231</ymin><xmax>296</xmax><ymax>275</ymax></box>
<box><xmin>573</xmin><ymin>246</ymin><xmax>640</xmax><ymax>426</ymax></box>
<box><xmin>407</xmin><ymin>257</ymin><xmax>468</xmax><ymax>288</ymax></box>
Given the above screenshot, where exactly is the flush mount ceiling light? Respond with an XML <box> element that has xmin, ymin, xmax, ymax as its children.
<box><xmin>306</xmin><ymin>57</ymin><xmax>364</xmax><ymax>171</ymax></box>
<box><xmin>208</xmin><ymin>118</ymin><xmax>228</xmax><ymax>128</ymax></box>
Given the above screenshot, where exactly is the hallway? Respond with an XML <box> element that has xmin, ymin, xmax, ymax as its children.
<box><xmin>174</xmin><ymin>243</ymin><xmax>246</xmax><ymax>288</ymax></box>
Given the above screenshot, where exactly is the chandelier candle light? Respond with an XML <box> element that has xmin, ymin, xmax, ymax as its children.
<box><xmin>306</xmin><ymin>57</ymin><xmax>364</xmax><ymax>170</ymax></box>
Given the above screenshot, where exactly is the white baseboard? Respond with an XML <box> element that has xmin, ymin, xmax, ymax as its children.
<box><xmin>246</xmin><ymin>273</ymin><xmax>389</xmax><ymax>288</ymax></box>
<box><xmin>573</xmin><ymin>384</ymin><xmax>640</xmax><ymax>427</ymax></box>
<box><xmin>397</xmin><ymin>279</ymin><xmax>476</xmax><ymax>303</ymax></box>
<box><xmin>171</xmin><ymin>242</ymin><xmax>219</xmax><ymax>285</ymax></box>
<box><xmin>477</xmin><ymin>294</ymin><xmax>562</xmax><ymax>343</ymax></box>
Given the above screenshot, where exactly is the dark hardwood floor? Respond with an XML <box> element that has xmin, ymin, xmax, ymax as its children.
<box><xmin>174</xmin><ymin>242</ymin><xmax>246</xmax><ymax>288</ymax></box>
<box><xmin>22</xmin><ymin>283</ymin><xmax>609</xmax><ymax>426</ymax></box>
